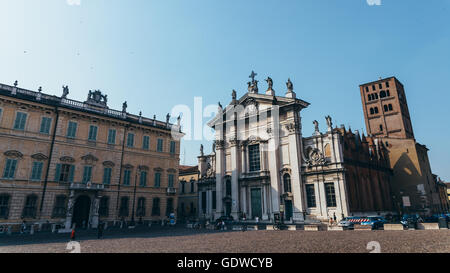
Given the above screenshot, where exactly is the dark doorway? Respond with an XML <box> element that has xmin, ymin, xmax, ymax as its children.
<box><xmin>285</xmin><ymin>200</ymin><xmax>293</xmax><ymax>221</ymax></box>
<box><xmin>251</xmin><ymin>188</ymin><xmax>262</xmax><ymax>219</ymax></box>
<box><xmin>225</xmin><ymin>201</ymin><xmax>231</xmax><ymax>216</ymax></box>
<box><xmin>72</xmin><ymin>195</ymin><xmax>91</xmax><ymax>229</ymax></box>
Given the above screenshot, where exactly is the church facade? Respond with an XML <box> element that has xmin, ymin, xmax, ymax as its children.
<box><xmin>0</xmin><ymin>82</ymin><xmax>182</xmax><ymax>231</ymax></box>
<box><xmin>197</xmin><ymin>72</ymin><xmax>394</xmax><ymax>223</ymax></box>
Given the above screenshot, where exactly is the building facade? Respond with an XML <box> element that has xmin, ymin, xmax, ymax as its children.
<box><xmin>0</xmin><ymin>82</ymin><xmax>182</xmax><ymax>231</ymax></box>
<box><xmin>178</xmin><ymin>165</ymin><xmax>199</xmax><ymax>222</ymax></box>
<box><xmin>360</xmin><ymin>77</ymin><xmax>444</xmax><ymax>215</ymax></box>
<box><xmin>197</xmin><ymin>73</ymin><xmax>394</xmax><ymax>223</ymax></box>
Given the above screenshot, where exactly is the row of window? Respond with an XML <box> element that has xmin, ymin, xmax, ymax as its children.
<box><xmin>75</xmin><ymin>122</ymin><xmax>176</xmax><ymax>153</ymax></box>
<box><xmin>5</xmin><ymin>111</ymin><xmax>176</xmax><ymax>153</ymax></box>
<box><xmin>2</xmin><ymin>159</ymin><xmax>44</xmax><ymax>180</ymax></box>
<box><xmin>117</xmin><ymin>196</ymin><xmax>174</xmax><ymax>217</ymax></box>
<box><xmin>305</xmin><ymin>183</ymin><xmax>337</xmax><ymax>208</ymax></box>
<box><xmin>367</xmin><ymin>90</ymin><xmax>391</xmax><ymax>101</ymax></box>
<box><xmin>180</xmin><ymin>180</ymin><xmax>196</xmax><ymax>194</ymax></box>
<box><xmin>54</xmin><ymin>163</ymin><xmax>175</xmax><ymax>187</ymax></box>
<box><xmin>369</xmin><ymin>103</ymin><xmax>394</xmax><ymax>115</ymax></box>
<box><xmin>0</xmin><ymin>194</ymin><xmax>174</xmax><ymax>220</ymax></box>
<box><xmin>1</xmin><ymin>159</ymin><xmax>175</xmax><ymax>188</ymax></box>
<box><xmin>365</xmin><ymin>81</ymin><xmax>390</xmax><ymax>92</ymax></box>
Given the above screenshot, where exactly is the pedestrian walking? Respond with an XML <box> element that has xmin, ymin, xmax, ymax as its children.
<box><xmin>70</xmin><ymin>228</ymin><xmax>76</xmax><ymax>241</ymax></box>
<box><xmin>20</xmin><ymin>220</ymin><xmax>27</xmax><ymax>234</ymax></box>
<box><xmin>333</xmin><ymin>213</ymin><xmax>337</xmax><ymax>225</ymax></box>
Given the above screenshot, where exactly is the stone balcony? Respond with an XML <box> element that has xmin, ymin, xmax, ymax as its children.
<box><xmin>240</xmin><ymin>170</ymin><xmax>270</xmax><ymax>180</ymax></box>
<box><xmin>167</xmin><ymin>187</ymin><xmax>177</xmax><ymax>195</ymax></box>
<box><xmin>69</xmin><ymin>182</ymin><xmax>105</xmax><ymax>191</ymax></box>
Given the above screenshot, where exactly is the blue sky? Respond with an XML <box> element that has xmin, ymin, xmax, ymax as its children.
<box><xmin>0</xmin><ymin>0</ymin><xmax>449</xmax><ymax>180</ymax></box>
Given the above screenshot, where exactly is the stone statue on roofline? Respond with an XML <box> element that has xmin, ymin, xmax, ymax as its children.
<box><xmin>62</xmin><ymin>85</ymin><xmax>69</xmax><ymax>99</ymax></box>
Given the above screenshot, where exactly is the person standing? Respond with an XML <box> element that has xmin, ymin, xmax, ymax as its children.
<box><xmin>70</xmin><ymin>228</ymin><xmax>76</xmax><ymax>241</ymax></box>
<box><xmin>20</xmin><ymin>220</ymin><xmax>27</xmax><ymax>234</ymax></box>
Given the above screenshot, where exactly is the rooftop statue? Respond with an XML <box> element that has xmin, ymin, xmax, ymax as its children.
<box><xmin>266</xmin><ymin>77</ymin><xmax>273</xmax><ymax>90</ymax></box>
<box><xmin>286</xmin><ymin>78</ymin><xmax>294</xmax><ymax>92</ymax></box>
<box><xmin>62</xmin><ymin>85</ymin><xmax>69</xmax><ymax>99</ymax></box>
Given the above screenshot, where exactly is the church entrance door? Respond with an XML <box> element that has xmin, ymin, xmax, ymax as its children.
<box><xmin>285</xmin><ymin>200</ymin><xmax>293</xmax><ymax>221</ymax></box>
<box><xmin>225</xmin><ymin>201</ymin><xmax>231</xmax><ymax>216</ymax></box>
<box><xmin>251</xmin><ymin>188</ymin><xmax>262</xmax><ymax>219</ymax></box>
<box><xmin>72</xmin><ymin>195</ymin><xmax>91</xmax><ymax>229</ymax></box>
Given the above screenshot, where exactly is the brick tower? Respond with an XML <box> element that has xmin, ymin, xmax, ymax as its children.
<box><xmin>359</xmin><ymin>77</ymin><xmax>414</xmax><ymax>139</ymax></box>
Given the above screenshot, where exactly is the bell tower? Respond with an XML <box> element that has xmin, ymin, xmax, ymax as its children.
<box><xmin>359</xmin><ymin>77</ymin><xmax>414</xmax><ymax>139</ymax></box>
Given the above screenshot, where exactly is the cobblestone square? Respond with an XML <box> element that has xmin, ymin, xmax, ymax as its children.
<box><xmin>1</xmin><ymin>227</ymin><xmax>449</xmax><ymax>253</ymax></box>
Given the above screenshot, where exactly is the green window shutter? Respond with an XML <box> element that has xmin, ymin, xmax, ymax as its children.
<box><xmin>19</xmin><ymin>113</ymin><xmax>27</xmax><ymax>130</ymax></box>
<box><xmin>3</xmin><ymin>159</ymin><xmax>11</xmax><ymax>178</ymax></box>
<box><xmin>54</xmin><ymin>164</ymin><xmax>61</xmax><ymax>181</ymax></box>
<box><xmin>69</xmin><ymin>165</ymin><xmax>75</xmax><ymax>183</ymax></box>
<box><xmin>14</xmin><ymin>113</ymin><xmax>25</xmax><ymax>130</ymax></box>
<box><xmin>9</xmin><ymin>160</ymin><xmax>17</xmax><ymax>178</ymax></box>
<box><xmin>37</xmin><ymin>162</ymin><xmax>43</xmax><ymax>180</ymax></box>
<box><xmin>103</xmin><ymin>168</ymin><xmax>111</xmax><ymax>185</ymax></box>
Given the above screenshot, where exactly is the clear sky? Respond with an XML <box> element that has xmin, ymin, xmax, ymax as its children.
<box><xmin>0</xmin><ymin>0</ymin><xmax>449</xmax><ymax>180</ymax></box>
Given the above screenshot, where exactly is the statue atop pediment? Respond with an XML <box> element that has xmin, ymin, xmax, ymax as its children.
<box><xmin>85</xmin><ymin>90</ymin><xmax>108</xmax><ymax>108</ymax></box>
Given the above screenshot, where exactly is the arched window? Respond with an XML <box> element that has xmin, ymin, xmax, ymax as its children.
<box><xmin>388</xmin><ymin>104</ymin><xmax>393</xmax><ymax>111</ymax></box>
<box><xmin>384</xmin><ymin>105</ymin><xmax>389</xmax><ymax>112</ymax></box>
<box><xmin>52</xmin><ymin>195</ymin><xmax>67</xmax><ymax>218</ymax></box>
<box><xmin>137</xmin><ymin>197</ymin><xmax>146</xmax><ymax>217</ymax></box>
<box><xmin>374</xmin><ymin>93</ymin><xmax>378</xmax><ymax>99</ymax></box>
<box><xmin>380</xmin><ymin>91</ymin><xmax>386</xmax><ymax>98</ymax></box>
<box><xmin>166</xmin><ymin>198</ymin><xmax>174</xmax><ymax>216</ymax></box>
<box><xmin>22</xmin><ymin>194</ymin><xmax>38</xmax><ymax>218</ymax></box>
<box><xmin>0</xmin><ymin>194</ymin><xmax>10</xmax><ymax>219</ymax></box>
<box><xmin>374</xmin><ymin>107</ymin><xmax>379</xmax><ymax>114</ymax></box>
<box><xmin>152</xmin><ymin>198</ymin><xmax>160</xmax><ymax>216</ymax></box>
<box><xmin>119</xmin><ymin>197</ymin><xmax>129</xmax><ymax>217</ymax></box>
<box><xmin>283</xmin><ymin>174</ymin><xmax>292</xmax><ymax>193</ymax></box>
<box><xmin>386</xmin><ymin>90</ymin><xmax>390</xmax><ymax>97</ymax></box>
<box><xmin>225</xmin><ymin>177</ymin><xmax>232</xmax><ymax>196</ymax></box>
<box><xmin>370</xmin><ymin>108</ymin><xmax>374</xmax><ymax>115</ymax></box>
<box><xmin>99</xmin><ymin>196</ymin><xmax>109</xmax><ymax>217</ymax></box>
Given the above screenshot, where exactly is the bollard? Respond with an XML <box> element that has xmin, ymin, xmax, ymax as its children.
<box><xmin>30</xmin><ymin>225</ymin><xmax>35</xmax><ymax>235</ymax></box>
<box><xmin>7</xmin><ymin>226</ymin><xmax>12</xmax><ymax>235</ymax></box>
<box><xmin>51</xmin><ymin>224</ymin><xmax>56</xmax><ymax>233</ymax></box>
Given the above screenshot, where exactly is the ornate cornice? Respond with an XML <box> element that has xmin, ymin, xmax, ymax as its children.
<box><xmin>103</xmin><ymin>161</ymin><xmax>115</xmax><ymax>168</ymax></box>
<box><xmin>214</xmin><ymin>140</ymin><xmax>225</xmax><ymax>150</ymax></box>
<box><xmin>31</xmin><ymin>153</ymin><xmax>48</xmax><ymax>161</ymax></box>
<box><xmin>4</xmin><ymin>150</ymin><xmax>23</xmax><ymax>158</ymax></box>
<box><xmin>123</xmin><ymin>164</ymin><xmax>134</xmax><ymax>169</ymax></box>
<box><xmin>60</xmin><ymin>156</ymin><xmax>75</xmax><ymax>163</ymax></box>
<box><xmin>81</xmin><ymin>154</ymin><xmax>99</xmax><ymax>164</ymax></box>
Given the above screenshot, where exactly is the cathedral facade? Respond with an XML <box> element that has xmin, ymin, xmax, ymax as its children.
<box><xmin>197</xmin><ymin>72</ymin><xmax>394</xmax><ymax>223</ymax></box>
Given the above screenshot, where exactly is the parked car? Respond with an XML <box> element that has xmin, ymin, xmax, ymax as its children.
<box><xmin>360</xmin><ymin>216</ymin><xmax>386</xmax><ymax>230</ymax></box>
<box><xmin>338</xmin><ymin>217</ymin><xmax>360</xmax><ymax>229</ymax></box>
<box><xmin>400</xmin><ymin>214</ymin><xmax>422</xmax><ymax>228</ymax></box>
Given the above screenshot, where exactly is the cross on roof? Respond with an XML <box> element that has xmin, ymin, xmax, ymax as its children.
<box><xmin>249</xmin><ymin>70</ymin><xmax>257</xmax><ymax>82</ymax></box>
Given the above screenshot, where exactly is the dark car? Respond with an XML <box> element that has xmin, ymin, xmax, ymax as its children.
<box><xmin>400</xmin><ymin>214</ymin><xmax>422</xmax><ymax>229</ymax></box>
<box><xmin>360</xmin><ymin>216</ymin><xmax>386</xmax><ymax>230</ymax></box>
